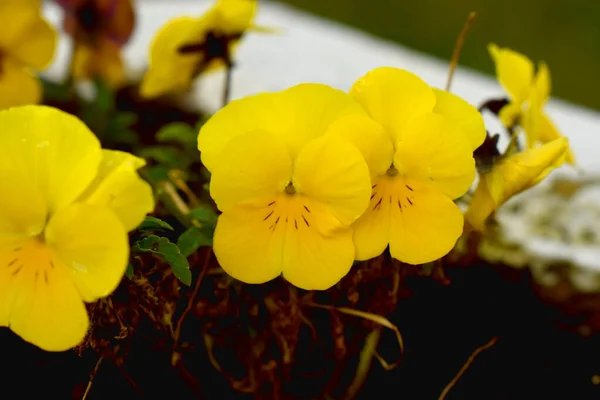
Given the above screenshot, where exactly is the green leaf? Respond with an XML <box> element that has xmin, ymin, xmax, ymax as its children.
<box><xmin>195</xmin><ymin>115</ymin><xmax>212</xmax><ymax>132</ymax></box>
<box><xmin>177</xmin><ymin>226</ymin><xmax>213</xmax><ymax>257</ymax></box>
<box><xmin>93</xmin><ymin>77</ymin><xmax>115</xmax><ymax>112</ymax></box>
<box><xmin>188</xmin><ymin>204</ymin><xmax>218</xmax><ymax>226</ymax></box>
<box><xmin>41</xmin><ymin>77</ymin><xmax>72</xmax><ymax>102</ymax></box>
<box><xmin>134</xmin><ymin>235</ymin><xmax>192</xmax><ymax>286</ymax></box>
<box><xmin>141</xmin><ymin>165</ymin><xmax>170</xmax><ymax>186</ymax></box>
<box><xmin>156</xmin><ymin>122</ymin><xmax>197</xmax><ymax>146</ymax></box>
<box><xmin>138</xmin><ymin>216</ymin><xmax>174</xmax><ymax>231</ymax></box>
<box><xmin>125</xmin><ymin>263</ymin><xmax>134</xmax><ymax>279</ymax></box>
<box><xmin>138</xmin><ymin>146</ymin><xmax>186</xmax><ymax>167</ymax></box>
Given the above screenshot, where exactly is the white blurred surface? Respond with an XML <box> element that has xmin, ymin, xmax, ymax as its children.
<box><xmin>41</xmin><ymin>0</ymin><xmax>600</xmax><ymax>280</ymax></box>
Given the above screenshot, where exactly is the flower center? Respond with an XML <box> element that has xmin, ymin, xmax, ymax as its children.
<box><xmin>285</xmin><ymin>182</ymin><xmax>296</xmax><ymax>195</ymax></box>
<box><xmin>386</xmin><ymin>164</ymin><xmax>399</xmax><ymax>177</ymax></box>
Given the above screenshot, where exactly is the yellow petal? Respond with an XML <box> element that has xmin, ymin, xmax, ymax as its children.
<box><xmin>211</xmin><ymin>0</ymin><xmax>257</xmax><ymax>34</ymax></box>
<box><xmin>140</xmin><ymin>16</ymin><xmax>205</xmax><ymax>99</ymax></box>
<box><xmin>432</xmin><ymin>88</ymin><xmax>486</xmax><ymax>150</ymax></box>
<box><xmin>350</xmin><ymin>67</ymin><xmax>436</xmax><ymax>144</ymax></box>
<box><xmin>293</xmin><ymin>135</ymin><xmax>371</xmax><ymax>226</ymax></box>
<box><xmin>45</xmin><ymin>203</ymin><xmax>129</xmax><ymax>302</ymax></box>
<box><xmin>0</xmin><ymin>59</ymin><xmax>42</xmax><ymax>109</ymax></box>
<box><xmin>465</xmin><ymin>137</ymin><xmax>569</xmax><ymax>231</ymax></box>
<box><xmin>214</xmin><ymin>195</ymin><xmax>355</xmax><ymax>290</ymax></box>
<box><xmin>388</xmin><ymin>178</ymin><xmax>464</xmax><ymax>265</ymax></box>
<box><xmin>394</xmin><ymin>113</ymin><xmax>476</xmax><ymax>200</ymax></box>
<box><xmin>538</xmin><ymin>112</ymin><xmax>575</xmax><ymax>165</ymax></box>
<box><xmin>0</xmin><ymin>239</ymin><xmax>89</xmax><ymax>352</ymax></box>
<box><xmin>199</xmin><ymin>83</ymin><xmax>363</xmax><ymax>171</ymax></box>
<box><xmin>209</xmin><ymin>130</ymin><xmax>293</xmax><ymax>212</ymax></box>
<box><xmin>533</xmin><ymin>62</ymin><xmax>551</xmax><ymax>105</ymax></box>
<box><xmin>281</xmin><ymin>198</ymin><xmax>355</xmax><ymax>290</ymax></box>
<box><xmin>351</xmin><ymin>175</ymin><xmax>394</xmax><ymax>261</ymax></box>
<box><xmin>0</xmin><ymin>172</ymin><xmax>47</xmax><ymax>245</ymax></box>
<box><xmin>488</xmin><ymin>43</ymin><xmax>534</xmax><ymax>104</ymax></box>
<box><xmin>0</xmin><ymin>0</ymin><xmax>56</xmax><ymax>70</ymax></box>
<box><xmin>0</xmin><ymin>106</ymin><xmax>102</xmax><ymax>213</ymax></box>
<box><xmin>324</xmin><ymin>114</ymin><xmax>394</xmax><ymax>179</ymax></box>
<box><xmin>213</xmin><ymin>198</ymin><xmax>287</xmax><ymax>285</ymax></box>
<box><xmin>78</xmin><ymin>150</ymin><xmax>155</xmax><ymax>232</ymax></box>
<box><xmin>498</xmin><ymin>102</ymin><xmax>523</xmax><ymax>129</ymax></box>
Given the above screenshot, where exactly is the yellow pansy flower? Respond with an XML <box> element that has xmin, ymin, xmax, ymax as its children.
<box><xmin>489</xmin><ymin>44</ymin><xmax>575</xmax><ymax>164</ymax></box>
<box><xmin>140</xmin><ymin>0</ymin><xmax>262</xmax><ymax>99</ymax></box>
<box><xmin>0</xmin><ymin>105</ymin><xmax>154</xmax><ymax>352</ymax></box>
<box><xmin>0</xmin><ymin>0</ymin><xmax>57</xmax><ymax>109</ymax></box>
<box><xmin>465</xmin><ymin>137</ymin><xmax>569</xmax><ymax>232</ymax></box>
<box><xmin>198</xmin><ymin>84</ymin><xmax>382</xmax><ymax>290</ymax></box>
<box><xmin>348</xmin><ymin>67</ymin><xmax>486</xmax><ymax>264</ymax></box>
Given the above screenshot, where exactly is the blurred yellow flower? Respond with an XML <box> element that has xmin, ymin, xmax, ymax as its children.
<box><xmin>198</xmin><ymin>84</ymin><xmax>374</xmax><ymax>290</ymax></box>
<box><xmin>348</xmin><ymin>67</ymin><xmax>486</xmax><ymax>264</ymax></box>
<box><xmin>57</xmin><ymin>0</ymin><xmax>136</xmax><ymax>88</ymax></box>
<box><xmin>489</xmin><ymin>44</ymin><xmax>575</xmax><ymax>164</ymax></box>
<box><xmin>465</xmin><ymin>137</ymin><xmax>569</xmax><ymax>232</ymax></box>
<box><xmin>0</xmin><ymin>106</ymin><xmax>154</xmax><ymax>351</ymax></box>
<box><xmin>140</xmin><ymin>0</ymin><xmax>266</xmax><ymax>99</ymax></box>
<box><xmin>0</xmin><ymin>0</ymin><xmax>57</xmax><ymax>109</ymax></box>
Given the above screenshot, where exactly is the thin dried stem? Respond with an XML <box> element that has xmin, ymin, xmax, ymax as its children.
<box><xmin>343</xmin><ymin>327</ymin><xmax>382</xmax><ymax>400</ymax></box>
<box><xmin>305</xmin><ymin>302</ymin><xmax>404</xmax><ymax>369</ymax></box>
<box><xmin>438</xmin><ymin>336</ymin><xmax>499</xmax><ymax>400</ymax></box>
<box><xmin>82</xmin><ymin>356</ymin><xmax>104</xmax><ymax>400</ymax></box>
<box><xmin>172</xmin><ymin>248</ymin><xmax>212</xmax><ymax>355</ymax></box>
<box><xmin>445</xmin><ymin>12</ymin><xmax>477</xmax><ymax>92</ymax></box>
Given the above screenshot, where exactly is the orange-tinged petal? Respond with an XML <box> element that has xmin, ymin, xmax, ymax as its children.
<box><xmin>0</xmin><ymin>239</ymin><xmax>89</xmax><ymax>352</ymax></box>
<box><xmin>432</xmin><ymin>88</ymin><xmax>486</xmax><ymax>151</ymax></box>
<box><xmin>0</xmin><ymin>106</ymin><xmax>102</xmax><ymax>213</ymax></box>
<box><xmin>45</xmin><ymin>203</ymin><xmax>129</xmax><ymax>302</ymax></box>
<box><xmin>350</xmin><ymin>67</ymin><xmax>436</xmax><ymax>144</ymax></box>
<box><xmin>209</xmin><ymin>130</ymin><xmax>293</xmax><ymax>212</ymax></box>
<box><xmin>293</xmin><ymin>135</ymin><xmax>371</xmax><ymax>226</ymax></box>
<box><xmin>394</xmin><ymin>113</ymin><xmax>476</xmax><ymax>200</ymax></box>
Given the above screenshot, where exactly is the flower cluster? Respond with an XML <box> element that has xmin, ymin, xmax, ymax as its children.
<box><xmin>198</xmin><ymin>67</ymin><xmax>486</xmax><ymax>290</ymax></box>
<box><xmin>0</xmin><ymin>105</ymin><xmax>154</xmax><ymax>351</ymax></box>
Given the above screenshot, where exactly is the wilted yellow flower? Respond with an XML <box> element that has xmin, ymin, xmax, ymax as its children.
<box><xmin>489</xmin><ymin>44</ymin><xmax>575</xmax><ymax>164</ymax></box>
<box><xmin>465</xmin><ymin>137</ymin><xmax>569</xmax><ymax>231</ymax></box>
<box><xmin>0</xmin><ymin>106</ymin><xmax>154</xmax><ymax>351</ymax></box>
<box><xmin>140</xmin><ymin>0</ymin><xmax>264</xmax><ymax>99</ymax></box>
<box><xmin>56</xmin><ymin>0</ymin><xmax>135</xmax><ymax>88</ymax></box>
<box><xmin>0</xmin><ymin>0</ymin><xmax>57</xmax><ymax>109</ymax></box>
<box><xmin>198</xmin><ymin>84</ymin><xmax>380</xmax><ymax>290</ymax></box>
<box><xmin>348</xmin><ymin>67</ymin><xmax>486</xmax><ymax>264</ymax></box>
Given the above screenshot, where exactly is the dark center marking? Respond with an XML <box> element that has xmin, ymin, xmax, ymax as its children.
<box><xmin>373</xmin><ymin>197</ymin><xmax>383</xmax><ymax>211</ymax></box>
<box><xmin>302</xmin><ymin>215</ymin><xmax>310</xmax><ymax>227</ymax></box>
<box><xmin>303</xmin><ymin>205</ymin><xmax>311</xmax><ymax>213</ymax></box>
<box><xmin>406</xmin><ymin>197</ymin><xmax>413</xmax><ymax>206</ymax></box>
<box><xmin>405</xmin><ymin>184</ymin><xmax>413</xmax><ymax>191</ymax></box>
<box><xmin>263</xmin><ymin>210</ymin><xmax>274</xmax><ymax>221</ymax></box>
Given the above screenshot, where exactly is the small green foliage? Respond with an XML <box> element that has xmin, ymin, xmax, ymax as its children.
<box><xmin>177</xmin><ymin>226</ymin><xmax>213</xmax><ymax>257</ymax></box>
<box><xmin>177</xmin><ymin>205</ymin><xmax>218</xmax><ymax>257</ymax></box>
<box><xmin>40</xmin><ymin>77</ymin><xmax>72</xmax><ymax>102</ymax></box>
<box><xmin>125</xmin><ymin>262</ymin><xmax>134</xmax><ymax>279</ymax></box>
<box><xmin>134</xmin><ymin>235</ymin><xmax>192</xmax><ymax>286</ymax></box>
<box><xmin>138</xmin><ymin>216</ymin><xmax>175</xmax><ymax>232</ymax></box>
<box><xmin>156</xmin><ymin>122</ymin><xmax>197</xmax><ymax>146</ymax></box>
<box><xmin>138</xmin><ymin>146</ymin><xmax>188</xmax><ymax>168</ymax></box>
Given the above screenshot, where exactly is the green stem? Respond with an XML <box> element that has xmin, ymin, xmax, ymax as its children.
<box><xmin>343</xmin><ymin>328</ymin><xmax>382</xmax><ymax>400</ymax></box>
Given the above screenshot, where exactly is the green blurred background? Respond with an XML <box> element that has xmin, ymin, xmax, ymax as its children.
<box><xmin>277</xmin><ymin>0</ymin><xmax>600</xmax><ymax>111</ymax></box>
